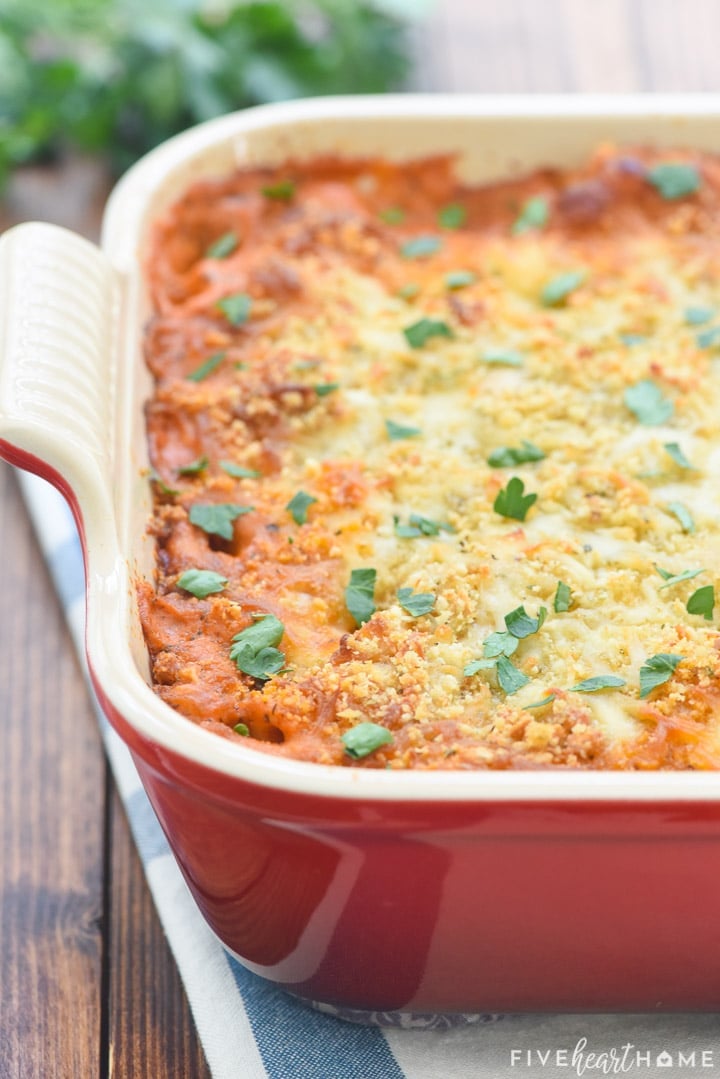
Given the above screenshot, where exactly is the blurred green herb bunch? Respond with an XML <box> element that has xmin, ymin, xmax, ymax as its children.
<box><xmin>0</xmin><ymin>0</ymin><xmax>412</xmax><ymax>187</ymax></box>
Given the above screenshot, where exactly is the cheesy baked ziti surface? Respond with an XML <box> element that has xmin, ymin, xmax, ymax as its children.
<box><xmin>140</xmin><ymin>146</ymin><xmax>720</xmax><ymax>769</ymax></box>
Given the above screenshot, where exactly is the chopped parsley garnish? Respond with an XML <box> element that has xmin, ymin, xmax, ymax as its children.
<box><xmin>570</xmin><ymin>675</ymin><xmax>626</xmax><ymax>693</ymax></box>
<box><xmin>385</xmin><ymin>418</ymin><xmax>421</xmax><ymax>440</ymax></box>
<box><xmin>403</xmin><ymin>318</ymin><xmax>453</xmax><ymax>348</ymax></box>
<box><xmin>189</xmin><ymin>502</ymin><xmax>253</xmax><ymax>540</ymax></box>
<box><xmin>512</xmin><ymin>196</ymin><xmax>549</xmax><ymax>235</ymax></box>
<box><xmin>685</xmin><ymin>306</ymin><xmax>715</xmax><ymax>325</ymax></box>
<box><xmin>504</xmin><ymin>604</ymin><xmax>547</xmax><ymax>639</ymax></box>
<box><xmin>481</xmin><ymin>347</ymin><xmax>524</xmax><ymax>367</ymax></box>
<box><xmin>654</xmin><ymin>565</ymin><xmax>704</xmax><ymax>589</ymax></box>
<box><xmin>220</xmin><ymin>461</ymin><xmax>261</xmax><ymax>479</ymax></box>
<box><xmin>397</xmin><ymin>587</ymin><xmax>436</xmax><ymax>617</ymax></box>
<box><xmin>464</xmin><ymin>658</ymin><xmax>497</xmax><ymax>676</ymax></box>
<box><xmin>445</xmin><ymin>270</ymin><xmax>477</xmax><ymax>290</ymax></box>
<box><xmin>314</xmin><ymin>382</ymin><xmax>339</xmax><ymax>396</ymax></box>
<box><xmin>696</xmin><ymin>325</ymin><xmax>720</xmax><ymax>349</ymax></box>
<box><xmin>647</xmin><ymin>162</ymin><xmax>700</xmax><ymax>200</ymax></box>
<box><xmin>496</xmin><ymin>655</ymin><xmax>530</xmax><ymax>695</ymax></box>
<box><xmin>149</xmin><ymin>470</ymin><xmax>179</xmax><ymax>497</ymax></box>
<box><xmin>624</xmin><ymin>379</ymin><xmax>674</xmax><ymax>425</ymax></box>
<box><xmin>345</xmin><ymin>568</ymin><xmax>376</xmax><ymax>626</ymax></box>
<box><xmin>620</xmin><ymin>333</ymin><xmax>647</xmax><ymax>347</ymax></box>
<box><xmin>487</xmin><ymin>440</ymin><xmax>544</xmax><ymax>467</ymax></box>
<box><xmin>177</xmin><ymin>455</ymin><xmax>208</xmax><ymax>476</ymax></box>
<box><xmin>493</xmin><ymin>476</ymin><xmax>537</xmax><ymax>521</ymax></box>
<box><xmin>639</xmin><ymin>653</ymin><xmax>684</xmax><ymax>699</ymax></box>
<box><xmin>216</xmin><ymin>292</ymin><xmax>252</xmax><ymax>326</ymax></box>
<box><xmin>540</xmin><ymin>270</ymin><xmax>585</xmax><ymax>307</ymax></box>
<box><xmin>341</xmin><ymin>721</ymin><xmax>393</xmax><ymax>759</ymax></box>
<box><xmin>379</xmin><ymin>206</ymin><xmax>405</xmax><ymax>224</ymax></box>
<box><xmin>663</xmin><ymin>442</ymin><xmax>695</xmax><ymax>470</ymax></box>
<box><xmin>483</xmin><ymin>631</ymin><xmax>518</xmax><ymax>659</ymax></box>
<box><xmin>687</xmin><ymin>584</ymin><xmax>715</xmax><ymax>620</ymax></box>
<box><xmin>554</xmin><ymin>581</ymin><xmax>572</xmax><ymax>613</ymax></box>
<box><xmin>393</xmin><ymin>513</ymin><xmax>454</xmax><ymax>538</ymax></box>
<box><xmin>233</xmin><ymin>723</ymin><xmax>250</xmax><ymax>736</ymax></box>
<box><xmin>176</xmin><ymin>569</ymin><xmax>228</xmax><ymax>598</ymax></box>
<box><xmin>262</xmin><ymin>179</ymin><xmax>296</xmax><ymax>201</ymax></box>
<box><xmin>438</xmin><ymin>203</ymin><xmax>466</xmax><ymax>229</ymax></box>
<box><xmin>524</xmin><ymin>694</ymin><xmax>556</xmax><ymax>709</ymax></box>
<box><xmin>230</xmin><ymin>614</ymin><xmax>286</xmax><ymax>681</ymax></box>
<box><xmin>400</xmin><ymin>235</ymin><xmax>442</xmax><ymax>259</ymax></box>
<box><xmin>187</xmin><ymin>352</ymin><xmax>225</xmax><ymax>382</ymax></box>
<box><xmin>667</xmin><ymin>501</ymin><xmax>694</xmax><ymax>533</ymax></box>
<box><xmin>205</xmin><ymin>231</ymin><xmax>238</xmax><ymax>259</ymax></box>
<box><xmin>397</xmin><ymin>282</ymin><xmax>420</xmax><ymax>300</ymax></box>
<box><xmin>286</xmin><ymin>490</ymin><xmax>317</xmax><ymax>525</ymax></box>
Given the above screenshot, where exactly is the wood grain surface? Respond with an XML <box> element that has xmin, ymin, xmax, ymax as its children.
<box><xmin>3</xmin><ymin>1</ymin><xmax>720</xmax><ymax>1075</ymax></box>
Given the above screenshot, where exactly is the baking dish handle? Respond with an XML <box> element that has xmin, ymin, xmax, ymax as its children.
<box><xmin>0</xmin><ymin>221</ymin><xmax>119</xmax><ymax>524</ymax></box>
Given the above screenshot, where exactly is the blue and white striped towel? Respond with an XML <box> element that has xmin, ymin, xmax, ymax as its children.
<box><xmin>20</xmin><ymin>469</ymin><xmax>720</xmax><ymax>1078</ymax></box>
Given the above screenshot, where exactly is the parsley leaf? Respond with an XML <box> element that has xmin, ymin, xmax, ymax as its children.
<box><xmin>345</xmin><ymin>568</ymin><xmax>376</xmax><ymax>626</ymax></box>
<box><xmin>696</xmin><ymin>325</ymin><xmax>720</xmax><ymax>349</ymax></box>
<box><xmin>663</xmin><ymin>442</ymin><xmax>695</xmax><ymax>470</ymax></box>
<box><xmin>655</xmin><ymin>566</ymin><xmax>705</xmax><ymax>589</ymax></box>
<box><xmin>205</xmin><ymin>231</ymin><xmax>239</xmax><ymax>259</ymax></box>
<box><xmin>481</xmin><ymin>347</ymin><xmax>524</xmax><ymax>367</ymax></box>
<box><xmin>177</xmin><ymin>455</ymin><xmax>208</xmax><ymax>476</ymax></box>
<box><xmin>230</xmin><ymin>614</ymin><xmax>285</xmax><ymax>681</ymax></box>
<box><xmin>685</xmin><ymin>306</ymin><xmax>715</xmax><ymax>325</ymax></box>
<box><xmin>216</xmin><ymin>292</ymin><xmax>252</xmax><ymax>326</ymax></box>
<box><xmin>379</xmin><ymin>206</ymin><xmax>405</xmax><ymax>225</ymax></box>
<box><xmin>445</xmin><ymin>270</ymin><xmax>477</xmax><ymax>290</ymax></box>
<box><xmin>400</xmin><ymin>235</ymin><xmax>442</xmax><ymax>259</ymax></box>
<box><xmin>385</xmin><ymin>418</ymin><xmax>421</xmax><ymax>440</ymax></box>
<box><xmin>187</xmin><ymin>352</ymin><xmax>225</xmax><ymax>382</ymax></box>
<box><xmin>624</xmin><ymin>379</ymin><xmax>674</xmax><ymax>425</ymax></box>
<box><xmin>438</xmin><ymin>203</ymin><xmax>466</xmax><ymax>229</ymax></box>
<box><xmin>483</xmin><ymin>631</ymin><xmax>519</xmax><ymax>659</ymax></box>
<box><xmin>314</xmin><ymin>382</ymin><xmax>339</xmax><ymax>396</ymax></box>
<box><xmin>639</xmin><ymin>653</ymin><xmax>684</xmax><ymax>699</ymax></box>
<box><xmin>540</xmin><ymin>270</ymin><xmax>585</xmax><ymax>307</ymax></box>
<box><xmin>262</xmin><ymin>180</ymin><xmax>295</xmax><ymax>201</ymax></box>
<box><xmin>505</xmin><ymin>605</ymin><xmax>547</xmax><ymax>639</ymax></box>
<box><xmin>464</xmin><ymin>658</ymin><xmax>498</xmax><ymax>676</ymax></box>
<box><xmin>397</xmin><ymin>282</ymin><xmax>420</xmax><ymax>300</ymax></box>
<box><xmin>189</xmin><ymin>502</ymin><xmax>253</xmax><ymax>540</ymax></box>
<box><xmin>487</xmin><ymin>440</ymin><xmax>544</xmax><ymax>467</ymax></box>
<box><xmin>233</xmin><ymin>723</ymin><xmax>250</xmax><ymax>736</ymax></box>
<box><xmin>220</xmin><ymin>461</ymin><xmax>261</xmax><ymax>479</ymax></box>
<box><xmin>647</xmin><ymin>162</ymin><xmax>700</xmax><ymax>200</ymax></box>
<box><xmin>570</xmin><ymin>675</ymin><xmax>626</xmax><ymax>693</ymax></box>
<box><xmin>149</xmin><ymin>470</ymin><xmax>179</xmax><ymax>498</ymax></box>
<box><xmin>403</xmin><ymin>318</ymin><xmax>453</xmax><ymax>348</ymax></box>
<box><xmin>341</xmin><ymin>722</ymin><xmax>393</xmax><ymax>759</ymax></box>
<box><xmin>524</xmin><ymin>694</ymin><xmax>556</xmax><ymax>709</ymax></box>
<box><xmin>687</xmin><ymin>584</ymin><xmax>715</xmax><ymax>620</ymax></box>
<box><xmin>667</xmin><ymin>501</ymin><xmax>695</xmax><ymax>533</ymax></box>
<box><xmin>393</xmin><ymin>513</ymin><xmax>454</xmax><ymax>538</ymax></box>
<box><xmin>176</xmin><ymin>569</ymin><xmax>228</xmax><ymax>599</ymax></box>
<box><xmin>493</xmin><ymin>477</ymin><xmax>537</xmax><ymax>521</ymax></box>
<box><xmin>512</xmin><ymin>196</ymin><xmax>549</xmax><ymax>235</ymax></box>
<box><xmin>397</xmin><ymin>587</ymin><xmax>436</xmax><ymax>617</ymax></box>
<box><xmin>286</xmin><ymin>490</ymin><xmax>317</xmax><ymax>525</ymax></box>
<box><xmin>554</xmin><ymin>581</ymin><xmax>572</xmax><ymax>613</ymax></box>
<box><xmin>496</xmin><ymin>656</ymin><xmax>530</xmax><ymax>695</ymax></box>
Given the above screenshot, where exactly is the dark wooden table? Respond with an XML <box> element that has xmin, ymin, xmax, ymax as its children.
<box><xmin>3</xmin><ymin>2</ymin><xmax>720</xmax><ymax>1075</ymax></box>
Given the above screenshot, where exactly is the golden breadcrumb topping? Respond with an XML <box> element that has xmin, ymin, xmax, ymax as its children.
<box><xmin>140</xmin><ymin>146</ymin><xmax>720</xmax><ymax>769</ymax></box>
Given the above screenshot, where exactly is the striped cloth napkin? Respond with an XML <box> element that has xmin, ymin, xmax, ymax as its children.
<box><xmin>19</xmin><ymin>469</ymin><xmax>720</xmax><ymax>1078</ymax></box>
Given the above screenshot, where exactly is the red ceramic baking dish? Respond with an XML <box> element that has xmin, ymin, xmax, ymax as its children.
<box><xmin>3</xmin><ymin>94</ymin><xmax>720</xmax><ymax>1015</ymax></box>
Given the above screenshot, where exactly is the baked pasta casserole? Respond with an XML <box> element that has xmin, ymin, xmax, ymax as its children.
<box><xmin>139</xmin><ymin>145</ymin><xmax>720</xmax><ymax>770</ymax></box>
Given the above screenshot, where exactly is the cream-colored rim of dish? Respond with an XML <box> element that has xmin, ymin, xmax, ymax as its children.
<box><xmin>92</xmin><ymin>93</ymin><xmax>720</xmax><ymax>800</ymax></box>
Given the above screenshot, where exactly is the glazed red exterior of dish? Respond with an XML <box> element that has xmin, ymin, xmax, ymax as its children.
<box><xmin>6</xmin><ymin>97</ymin><xmax>720</xmax><ymax>1015</ymax></box>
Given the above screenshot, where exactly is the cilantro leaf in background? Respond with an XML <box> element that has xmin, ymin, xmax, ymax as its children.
<box><xmin>687</xmin><ymin>584</ymin><xmax>715</xmax><ymax>620</ymax></box>
<box><xmin>216</xmin><ymin>292</ymin><xmax>252</xmax><ymax>326</ymax></box>
<box><xmin>400</xmin><ymin>235</ymin><xmax>442</xmax><ymax>259</ymax></box>
<box><xmin>230</xmin><ymin>614</ymin><xmax>286</xmax><ymax>681</ymax></box>
<box><xmin>638</xmin><ymin>653</ymin><xmax>684</xmax><ymax>699</ymax></box>
<box><xmin>189</xmin><ymin>502</ymin><xmax>253</xmax><ymax>540</ymax></box>
<box><xmin>696</xmin><ymin>325</ymin><xmax>720</xmax><ymax>349</ymax></box>
<box><xmin>684</xmin><ymin>306</ymin><xmax>715</xmax><ymax>325</ymax></box>
<box><xmin>663</xmin><ymin>442</ymin><xmax>695</xmax><ymax>470</ymax></box>
<box><xmin>177</xmin><ymin>455</ymin><xmax>208</xmax><ymax>476</ymax></box>
<box><xmin>493</xmin><ymin>477</ymin><xmax>537</xmax><ymax>521</ymax></box>
<box><xmin>570</xmin><ymin>675</ymin><xmax>626</xmax><ymax>693</ymax></box>
<box><xmin>445</xmin><ymin>270</ymin><xmax>477</xmax><ymax>289</ymax></box>
<box><xmin>480</xmin><ymin>348</ymin><xmax>524</xmax><ymax>367</ymax></box>
<box><xmin>262</xmin><ymin>180</ymin><xmax>296</xmax><ymax>201</ymax></box>
<box><xmin>176</xmin><ymin>569</ymin><xmax>228</xmax><ymax>598</ymax></box>
<box><xmin>187</xmin><ymin>352</ymin><xmax>225</xmax><ymax>382</ymax></box>
<box><xmin>205</xmin><ymin>231</ymin><xmax>239</xmax><ymax>259</ymax></box>
<box><xmin>286</xmin><ymin>490</ymin><xmax>317</xmax><ymax>525</ymax></box>
<box><xmin>341</xmin><ymin>722</ymin><xmax>393</xmax><ymax>759</ymax></box>
<box><xmin>403</xmin><ymin>318</ymin><xmax>453</xmax><ymax>348</ymax></box>
<box><xmin>220</xmin><ymin>461</ymin><xmax>261</xmax><ymax>479</ymax></box>
<box><xmin>624</xmin><ymin>379</ymin><xmax>674</xmax><ymax>425</ymax></box>
<box><xmin>540</xmin><ymin>270</ymin><xmax>585</xmax><ymax>306</ymax></box>
<box><xmin>345</xmin><ymin>568</ymin><xmax>376</xmax><ymax>626</ymax></box>
<box><xmin>0</xmin><ymin>1</ymin><xmax>412</xmax><ymax>189</ymax></box>
<box><xmin>647</xmin><ymin>162</ymin><xmax>701</xmax><ymax>200</ymax></box>
<box><xmin>385</xmin><ymin>418</ymin><xmax>421</xmax><ymax>440</ymax></box>
<box><xmin>438</xmin><ymin>203</ymin><xmax>466</xmax><ymax>229</ymax></box>
<box><xmin>397</xmin><ymin>588</ymin><xmax>436</xmax><ymax>616</ymax></box>
<box><xmin>512</xmin><ymin>196</ymin><xmax>549</xmax><ymax>235</ymax></box>
<box><xmin>667</xmin><ymin>502</ymin><xmax>695</xmax><ymax>533</ymax></box>
<box><xmin>487</xmin><ymin>440</ymin><xmax>544</xmax><ymax>467</ymax></box>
